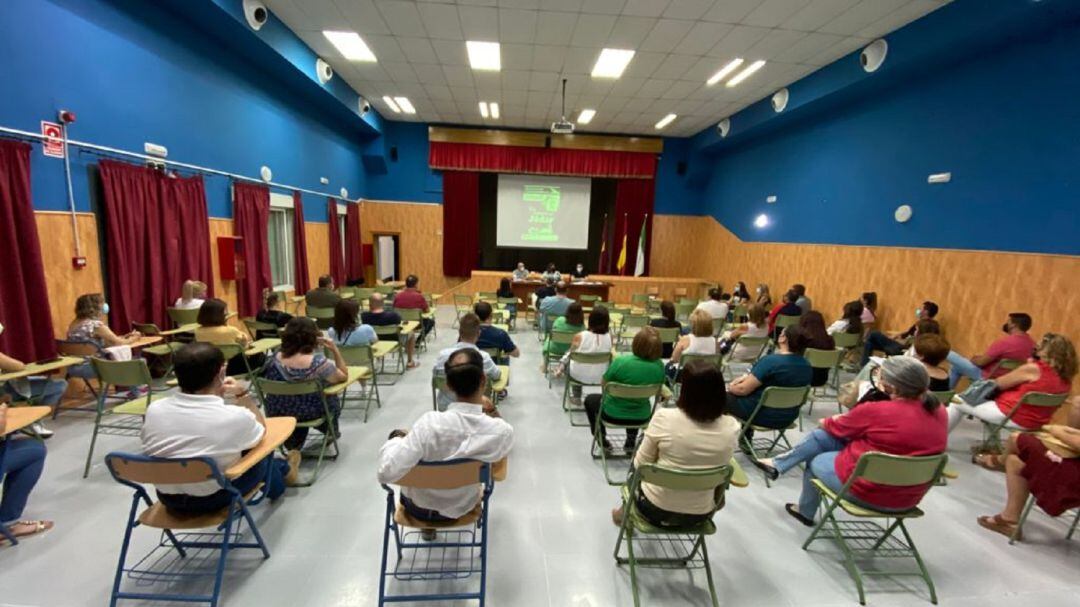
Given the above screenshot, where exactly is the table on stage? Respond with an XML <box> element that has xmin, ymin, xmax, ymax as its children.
<box><xmin>509</xmin><ymin>280</ymin><xmax>613</xmax><ymax>306</ymax></box>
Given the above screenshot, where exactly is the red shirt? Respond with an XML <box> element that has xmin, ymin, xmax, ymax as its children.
<box><xmin>822</xmin><ymin>399</ymin><xmax>947</xmax><ymax>510</ymax></box>
<box><xmin>980</xmin><ymin>333</ymin><xmax>1036</xmax><ymax>378</ymax></box>
<box><xmin>994</xmin><ymin>360</ymin><xmax>1069</xmax><ymax>428</ymax></box>
<box><xmin>392</xmin><ymin>288</ymin><xmax>428</xmax><ymax>312</ymax></box>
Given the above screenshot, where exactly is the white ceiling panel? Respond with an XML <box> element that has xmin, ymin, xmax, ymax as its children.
<box><xmin>654</xmin><ymin>53</ymin><xmax>700</xmax><ymax>81</ymax></box>
<box><xmin>606</xmin><ymin>16</ymin><xmax>658</xmax><ymax>47</ymax></box>
<box><xmin>673</xmin><ymin>21</ymin><xmax>733</xmax><ymax>55</ymax></box>
<box><xmin>534</xmin><ymin>11</ymin><xmax>578</xmax><ymax>45</ymax></box>
<box><xmin>621</xmin><ymin>0</ymin><xmax>671</xmax><ymax>18</ymax></box>
<box><xmin>639</xmin><ymin>19</ymin><xmax>696</xmax><ymax>53</ymax></box>
<box><xmin>570</xmin><ymin>13</ymin><xmax>618</xmax><ymax>47</ymax></box>
<box><xmin>498</xmin><ymin>8</ymin><xmax>538</xmax><ymax>43</ymax></box>
<box><xmin>416</xmin><ymin>3</ymin><xmax>463</xmax><ymax>40</ymax></box>
<box><xmin>742</xmin><ymin>0</ymin><xmax>813</xmax><ymax>28</ymax></box>
<box><xmin>780</xmin><ymin>0</ymin><xmax>861</xmax><ymax>32</ymax></box>
<box><xmin>457</xmin><ymin>5</ymin><xmax>499</xmax><ymax>39</ymax></box>
<box><xmin>397</xmin><ymin>37</ymin><xmax>439</xmax><ymax>63</ymax></box>
<box><xmin>701</xmin><ymin>0</ymin><xmax>761</xmax><ymax>24</ymax></box>
<box><xmin>663</xmin><ymin>0</ymin><xmax>716</xmax><ymax>21</ymax></box>
<box><xmin>581</xmin><ymin>0</ymin><xmax>627</xmax><ymax>15</ymax></box>
<box><xmin>375</xmin><ymin>1</ymin><xmax>427</xmax><ymax>37</ymax></box>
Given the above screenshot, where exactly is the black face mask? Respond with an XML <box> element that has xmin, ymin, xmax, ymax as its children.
<box><xmin>1031</xmin><ymin>348</ymin><xmax>1041</xmax><ymax>361</ymax></box>
<box><xmin>1002</xmin><ymin>323</ymin><xmax>1011</xmax><ymax>333</ymax></box>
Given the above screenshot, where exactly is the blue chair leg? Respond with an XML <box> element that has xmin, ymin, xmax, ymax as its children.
<box><xmin>209</xmin><ymin>502</ymin><xmax>235</xmax><ymax>607</ymax></box>
<box><xmin>237</xmin><ymin>501</ymin><xmax>271</xmax><ymax>559</ymax></box>
<box><xmin>110</xmin><ymin>496</ymin><xmax>142</xmax><ymax>607</ymax></box>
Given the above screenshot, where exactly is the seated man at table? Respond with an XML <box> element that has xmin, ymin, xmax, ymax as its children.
<box><xmin>379</xmin><ymin>347</ymin><xmax>513</xmax><ymax>540</ymax></box>
<box><xmin>305</xmin><ymin>275</ymin><xmax>341</xmax><ymax>310</ymax></box>
<box><xmin>141</xmin><ymin>343</ymin><xmax>293</xmax><ymax>515</ymax></box>
<box><xmin>0</xmin><ymin>323</ymin><xmax>66</xmax><ymax>438</ymax></box>
<box><xmin>362</xmin><ymin>293</ymin><xmax>417</xmax><ymax>369</ymax></box>
<box><xmin>512</xmin><ymin>262</ymin><xmax>529</xmax><ymax>281</ymax></box>
<box><xmin>474</xmin><ymin>301</ymin><xmax>520</xmax><ymax>364</ymax></box>
<box><xmin>538</xmin><ymin>281</ymin><xmax>574</xmax><ymax>333</ymax></box>
<box><xmin>392</xmin><ymin>274</ymin><xmax>434</xmax><ymax>339</ymax></box>
<box><xmin>432</xmin><ymin>314</ymin><xmax>502</xmax><ymax>410</ymax></box>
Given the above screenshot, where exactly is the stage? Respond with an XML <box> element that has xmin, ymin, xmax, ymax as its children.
<box><xmin>466</xmin><ymin>271</ymin><xmax>712</xmax><ymax>305</ymax></box>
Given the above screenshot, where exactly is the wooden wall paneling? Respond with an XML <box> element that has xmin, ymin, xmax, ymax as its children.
<box><xmin>36</xmin><ymin>212</ymin><xmax>104</xmax><ymax>337</ymax></box>
<box><xmin>305</xmin><ymin>222</ymin><xmax>330</xmax><ymax>292</ymax></box>
<box><xmin>359</xmin><ymin>200</ymin><xmax>466</xmax><ymax>296</ymax></box>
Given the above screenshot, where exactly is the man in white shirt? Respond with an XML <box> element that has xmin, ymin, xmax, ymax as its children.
<box><xmin>432</xmin><ymin>313</ymin><xmax>501</xmax><ymax>410</ymax></box>
<box><xmin>141</xmin><ymin>343</ymin><xmax>294</xmax><ymax>514</ymax></box>
<box><xmin>378</xmin><ymin>347</ymin><xmax>513</xmax><ymax>539</ymax></box>
<box><xmin>694</xmin><ymin>288</ymin><xmax>729</xmax><ymax>322</ymax></box>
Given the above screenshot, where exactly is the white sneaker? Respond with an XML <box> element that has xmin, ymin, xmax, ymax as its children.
<box><xmin>31</xmin><ymin>422</ymin><xmax>54</xmax><ymax>439</ymax></box>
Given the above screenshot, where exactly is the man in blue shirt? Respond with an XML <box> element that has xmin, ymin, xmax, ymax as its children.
<box><xmin>474</xmin><ymin>302</ymin><xmax>520</xmax><ymax>364</ymax></box>
<box><xmin>538</xmin><ymin>282</ymin><xmax>574</xmax><ymax>333</ymax></box>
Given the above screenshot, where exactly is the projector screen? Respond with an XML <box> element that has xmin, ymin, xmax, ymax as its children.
<box><xmin>496</xmin><ymin>174</ymin><xmax>591</xmax><ymax>249</ymax></box>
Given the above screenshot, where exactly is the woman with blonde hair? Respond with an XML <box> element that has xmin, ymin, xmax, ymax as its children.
<box><xmin>666</xmin><ymin>309</ymin><xmax>718</xmax><ymax>380</ymax></box>
<box><xmin>720</xmin><ymin>303</ymin><xmax>770</xmax><ymax>361</ymax></box>
<box><xmin>175</xmin><ymin>280</ymin><xmax>208</xmax><ymax>310</ymax></box>
<box><xmin>755</xmin><ymin>283</ymin><xmax>772</xmax><ymax>308</ymax></box>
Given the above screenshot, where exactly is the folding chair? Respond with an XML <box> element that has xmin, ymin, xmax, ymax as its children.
<box><xmin>254</xmin><ymin>378</ymin><xmax>338</xmax><ymax>486</ymax></box>
<box><xmin>212</xmin><ymin>343</ymin><xmax>258</xmax><ymax>382</ymax></box>
<box><xmin>613</xmin><ymin>463</ymin><xmax>735</xmax><ymax>607</ymax></box>
<box><xmin>543</xmin><ymin>331</ymin><xmax>576</xmax><ymax>386</ymax></box>
<box><xmin>1009</xmin><ymin>497</ymin><xmax>1080</xmax><ymax>545</ymax></box>
<box><xmin>431</xmin><ymin>373</ymin><xmax>449</xmax><ymax>411</ymax></box>
<box><xmin>591</xmin><ymin>382</ymin><xmax>663</xmax><ymax>485</ymax></box>
<box><xmin>338</xmin><ymin>345</ymin><xmax>380</xmax><ymax>422</ymax></box>
<box><xmin>104</xmin><ymin>452</ymin><xmax>270</xmax><ymax>607</ymax></box>
<box><xmin>55</xmin><ymin>338</ymin><xmax>107</xmax><ymax>411</ymax></box>
<box><xmin>579</xmin><ymin>294</ymin><xmax>600</xmax><ymax>304</ymax></box>
<box><xmin>674</xmin><ymin>302</ymin><xmax>695</xmax><ymax>323</ymax></box>
<box><xmin>480</xmin><ymin>347</ymin><xmax>504</xmax><ymax>366</ymax></box>
<box><xmin>423</xmin><ymin>294</ymin><xmax>439</xmax><ymax>338</ymax></box>
<box><xmin>802</xmin><ymin>452</ymin><xmax>948</xmax><ymax>605</ymax></box>
<box><xmin>356</xmin><ymin>288</ymin><xmax>376</xmax><ymax>309</ymax></box>
<box><xmin>929</xmin><ymin>391</ymin><xmax>954</xmax><ymax>407</ymax></box>
<box><xmin>672</xmin><ymin>353</ymin><xmax>722</xmax><ymax>397</ymax></box>
<box><xmin>618</xmin><ymin>314</ymin><xmax>649</xmax><ymax>350</ymax></box>
<box><xmin>375</xmin><ymin>285</ymin><xmax>394</xmax><ymax>296</ymax></box>
<box><xmin>241</xmin><ymin>317</ymin><xmax>278</xmax><ymax>340</ymax></box>
<box><xmin>374</xmin><ymin>324</ymin><xmax>407</xmax><ymax>375</ymax></box>
<box><xmin>730</xmin><ymin>304</ymin><xmax>748</xmax><ymax>323</ymax></box>
<box><xmin>804</xmin><ymin>348</ymin><xmax>845</xmax><ymax>421</ymax></box>
<box><xmin>166</xmin><ymin>306</ymin><xmax>200</xmax><ymax>327</ymax></box>
<box><xmin>978</xmin><ymin>392</ymin><xmax>1067</xmax><ymax>452</ymax></box>
<box><xmin>378</xmin><ymin>460</ymin><xmax>496</xmax><ymax>606</ymax></box>
<box><xmin>132</xmin><ymin>322</ymin><xmax>185</xmax><ymax>387</ymax></box>
<box><xmin>773</xmin><ymin>314</ymin><xmax>801</xmax><ymax>340</ymax></box>
<box><xmin>562</xmin><ymin>351</ymin><xmax>612</xmax><ymax>426</ymax></box>
<box><xmin>630</xmin><ymin>293</ymin><xmax>651</xmax><ymax>314</ymax></box>
<box><xmin>452</xmin><ymin>295</ymin><xmax>473</xmax><ymax>328</ymax></box>
<box><xmin>306</xmin><ymin>305</ymin><xmax>335</xmax><ymax>330</ymax></box>
<box><xmin>537</xmin><ymin>312</ymin><xmax>561</xmax><ymax>343</ymax></box>
<box><xmin>83</xmin><ymin>358</ymin><xmax>164</xmax><ymax>478</ymax></box>
<box><xmin>721</xmin><ymin>335</ymin><xmax>768</xmax><ymax>380</ymax></box>
<box><xmin>988</xmin><ymin>358</ymin><xmax>1025</xmax><ymax>376</ymax></box>
<box><xmin>654</xmin><ymin>327</ymin><xmax>680</xmax><ymax>360</ymax></box>
<box><xmin>711</xmin><ymin>317</ymin><xmax>726</xmax><ymax>337</ymax></box>
<box><xmin>738</xmin><ymin>385</ymin><xmax>810</xmax><ymax>486</ymax></box>
<box><xmin>397</xmin><ymin>308</ymin><xmax>428</xmax><ymax>352</ymax></box>
<box><xmin>497</xmin><ymin>297</ymin><xmax>518</xmax><ymax>331</ymax></box>
<box><xmin>832</xmin><ymin>331</ymin><xmax>862</xmax><ymax>362</ymax></box>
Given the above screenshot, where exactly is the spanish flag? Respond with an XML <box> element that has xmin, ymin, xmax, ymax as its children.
<box><xmin>615</xmin><ymin>213</ymin><xmax>628</xmax><ymax>275</ymax></box>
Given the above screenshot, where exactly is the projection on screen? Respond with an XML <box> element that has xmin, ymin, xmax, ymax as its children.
<box><xmin>496</xmin><ymin>174</ymin><xmax>592</xmax><ymax>250</ymax></box>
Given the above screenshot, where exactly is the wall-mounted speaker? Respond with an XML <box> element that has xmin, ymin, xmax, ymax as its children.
<box><xmin>243</xmin><ymin>0</ymin><xmax>268</xmax><ymax>31</ymax></box>
<box><xmin>316</xmin><ymin>58</ymin><xmax>333</xmax><ymax>84</ymax></box>
<box><xmin>390</xmin><ymin>146</ymin><xmax>399</xmax><ymax>162</ymax></box>
<box><xmin>861</xmin><ymin>39</ymin><xmax>888</xmax><ymax>73</ymax></box>
<box><xmin>676</xmin><ymin>161</ymin><xmax>687</xmax><ymax>176</ymax></box>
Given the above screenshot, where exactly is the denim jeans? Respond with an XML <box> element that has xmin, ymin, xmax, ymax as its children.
<box><xmin>1</xmin><ymin>439</ymin><xmax>47</xmax><ymax>524</ymax></box>
<box><xmin>773</xmin><ymin>428</ymin><xmax>847</xmax><ymax>519</ymax></box>
<box><xmin>946</xmin><ymin>350</ymin><xmax>982</xmax><ymax>388</ymax></box>
<box><xmin>860</xmin><ymin>331</ymin><xmax>904</xmax><ymax>366</ymax></box>
<box><xmin>156</xmin><ymin>456</ymin><xmax>286</xmax><ymax>515</ymax></box>
<box><xmin>3</xmin><ymin>377</ymin><xmax>68</xmax><ymax>407</ymax></box>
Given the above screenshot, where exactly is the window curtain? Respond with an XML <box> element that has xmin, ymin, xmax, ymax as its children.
<box><xmin>291</xmin><ymin>191</ymin><xmax>310</xmax><ymax>294</ymax></box>
<box><xmin>233</xmin><ymin>182</ymin><xmax>272</xmax><ymax>317</ymax></box>
<box><xmin>442</xmin><ymin>171</ymin><xmax>480</xmax><ymax>277</ymax></box>
<box><xmin>430</xmin><ymin>141</ymin><xmax>657</xmax><ymax>178</ymax></box>
<box><xmin>160</xmin><ymin>174</ymin><xmax>214</xmax><ymax>300</ymax></box>
<box><xmin>344</xmin><ymin>203</ymin><xmax>364</xmax><ymax>282</ymax></box>
<box><xmin>327</xmin><ymin>198</ymin><xmax>345</xmax><ymax>287</ymax></box>
<box><xmin>0</xmin><ymin>140</ymin><xmax>56</xmax><ymax>360</ymax></box>
<box><xmin>613</xmin><ymin>178</ymin><xmax>656</xmax><ymax>276</ymax></box>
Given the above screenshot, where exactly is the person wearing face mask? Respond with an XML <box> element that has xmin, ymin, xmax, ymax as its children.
<box><xmin>512</xmin><ymin>262</ymin><xmax>529</xmax><ymax>281</ymax></box>
<box><xmin>570</xmin><ymin>263</ymin><xmax>588</xmax><ymax>280</ymax></box>
<box><xmin>754</xmin><ymin>356</ymin><xmax>948</xmax><ymax>527</ymax></box>
<box><xmin>65</xmin><ymin>293</ymin><xmax>143</xmax><ymax>348</ymax></box>
<box><xmin>859</xmin><ymin>301</ymin><xmax>939</xmax><ymax>366</ymax></box>
<box><xmin>0</xmin><ymin>322</ymin><xmax>67</xmax><ymax>438</ymax></box>
<box><xmin>945</xmin><ymin>313</ymin><xmax>1037</xmax><ymax>389</ymax></box>
<box><xmin>755</xmin><ymin>283</ymin><xmax>772</xmax><ymax>308</ymax></box>
<box><xmin>141</xmin><ymin>342</ymin><xmax>296</xmax><ymax>514</ymax></box>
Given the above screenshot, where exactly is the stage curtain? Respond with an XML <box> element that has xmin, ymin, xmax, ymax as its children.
<box><xmin>614</xmin><ymin>178</ymin><xmax>656</xmax><ymax>276</ymax></box>
<box><xmin>442</xmin><ymin>171</ymin><xmax>480</xmax><ymax>277</ymax></box>
<box><xmin>233</xmin><ymin>182</ymin><xmax>272</xmax><ymax>317</ymax></box>
<box><xmin>327</xmin><ymin>199</ymin><xmax>346</xmax><ymax>287</ymax></box>
<box><xmin>291</xmin><ymin>191</ymin><xmax>310</xmax><ymax>294</ymax></box>
<box><xmin>0</xmin><ymin>140</ymin><xmax>56</xmax><ymax>360</ymax></box>
<box><xmin>161</xmin><ymin>174</ymin><xmax>214</xmax><ymax>299</ymax></box>
<box><xmin>430</xmin><ymin>141</ymin><xmax>656</xmax><ymax>178</ymax></box>
<box><xmin>345</xmin><ymin>202</ymin><xmax>364</xmax><ymax>282</ymax></box>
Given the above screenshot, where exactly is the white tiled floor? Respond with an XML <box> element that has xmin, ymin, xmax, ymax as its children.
<box><xmin>3</xmin><ymin>306</ymin><xmax>1079</xmax><ymax>606</ymax></box>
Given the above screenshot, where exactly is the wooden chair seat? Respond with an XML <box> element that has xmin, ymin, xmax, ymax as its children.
<box><xmin>393</xmin><ymin>501</ymin><xmax>483</xmax><ymax>530</ymax></box>
<box><xmin>138</xmin><ymin>484</ymin><xmax>263</xmax><ymax>530</ymax></box>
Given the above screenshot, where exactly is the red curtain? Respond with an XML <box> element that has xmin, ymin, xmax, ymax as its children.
<box><xmin>442</xmin><ymin>171</ymin><xmax>480</xmax><ymax>277</ymax></box>
<box><xmin>327</xmin><ymin>199</ymin><xmax>345</xmax><ymax>286</ymax></box>
<box><xmin>345</xmin><ymin>203</ymin><xmax>364</xmax><ymax>282</ymax></box>
<box><xmin>613</xmin><ymin>178</ymin><xmax>656</xmax><ymax>276</ymax></box>
<box><xmin>0</xmin><ymin>140</ymin><xmax>56</xmax><ymax>360</ymax></box>
<box><xmin>430</xmin><ymin>141</ymin><xmax>657</xmax><ymax>178</ymax></box>
<box><xmin>291</xmin><ymin>191</ymin><xmax>310</xmax><ymax>293</ymax></box>
<box><xmin>233</xmin><ymin>182</ymin><xmax>272</xmax><ymax>317</ymax></box>
<box><xmin>160</xmin><ymin>174</ymin><xmax>214</xmax><ymax>299</ymax></box>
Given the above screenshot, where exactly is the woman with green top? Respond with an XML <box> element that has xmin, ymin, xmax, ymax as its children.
<box><xmin>584</xmin><ymin>326</ymin><xmax>666</xmax><ymax>452</ymax></box>
<box><xmin>542</xmin><ymin>302</ymin><xmax>586</xmax><ymax>360</ymax></box>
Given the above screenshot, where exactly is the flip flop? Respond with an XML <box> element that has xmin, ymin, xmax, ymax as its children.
<box><xmin>406</xmin><ymin>361</ymin><xmax>420</xmax><ymax>369</ymax></box>
<box><xmin>977</xmin><ymin>514</ymin><xmax>1021</xmax><ymax>540</ymax></box>
<box><xmin>1</xmin><ymin>520</ymin><xmax>54</xmax><ymax>546</ymax></box>
<box><xmin>973</xmin><ymin>453</ymin><xmax>1005</xmax><ymax>472</ymax></box>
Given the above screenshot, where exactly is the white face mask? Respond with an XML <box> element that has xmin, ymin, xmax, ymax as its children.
<box><xmin>915</xmin><ymin>308</ymin><xmax>922</xmax><ymax>319</ymax></box>
<box><xmin>756</xmin><ymin>287</ymin><xmax>761</xmax><ymax>294</ymax></box>
<box><xmin>0</xmin><ymin>322</ymin><xmax>4</xmax><ymax>336</ymax></box>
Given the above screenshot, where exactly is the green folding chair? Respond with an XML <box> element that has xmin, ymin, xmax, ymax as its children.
<box><xmin>543</xmin><ymin>331</ymin><xmax>576</xmax><ymax>386</ymax></box>
<box><xmin>731</xmin><ymin>304</ymin><xmax>748</xmax><ymax>322</ymax></box>
<box><xmin>431</xmin><ymin>373</ymin><xmax>449</xmax><ymax>411</ymax></box>
<box><xmin>721</xmin><ymin>335</ymin><xmax>769</xmax><ymax>380</ymax></box>
<box><xmin>562</xmin><ymin>351</ymin><xmax>612</xmax><ymax>425</ymax></box>
<box><xmin>711</xmin><ymin>317</ymin><xmax>726</xmax><ymax>337</ymax></box>
<box><xmin>804</xmin><ymin>348</ymin><xmax>845</xmax><ymax>421</ymax></box>
<box><xmin>241</xmin><ymin>317</ymin><xmax>278</xmax><ymax>340</ymax></box>
<box><xmin>338</xmin><ymin>344</ymin><xmax>380</xmax><ymax>422</ymax></box>
<box><xmin>978</xmin><ymin>391</ymin><xmax>1068</xmax><ymax>452</ymax></box>
<box><xmin>738</xmin><ymin>385</ymin><xmax>810</xmax><ymax>486</ymax></box>
<box><xmin>673</xmin><ymin>353</ymin><xmax>722</xmax><ymax>396</ymax></box>
<box><xmin>674</xmin><ymin>302</ymin><xmax>696</xmax><ymax>323</ymax></box>
<box><xmin>803</xmin><ymin>452</ymin><xmax>948</xmax><ymax>605</ymax></box>
<box><xmin>579</xmin><ymin>294</ymin><xmax>600</xmax><ymax>304</ymax></box>
<box><xmin>480</xmin><ymin>346</ymin><xmax>504</xmax><ymax>366</ymax></box>
<box><xmin>83</xmin><ymin>358</ymin><xmax>164</xmax><ymax>478</ymax></box>
<box><xmin>618</xmin><ymin>314</ymin><xmax>649</xmax><ymax>350</ymax></box>
<box><xmin>591</xmin><ymin>382</ymin><xmax>662</xmax><ymax>485</ymax></box>
<box><xmin>930</xmin><ymin>391</ymin><xmax>955</xmax><ymax>406</ymax></box>
<box><xmin>989</xmin><ymin>358</ymin><xmax>1025</xmax><ymax>376</ymax></box>
<box><xmin>374</xmin><ymin>285</ymin><xmax>394</xmax><ymax>296</ymax></box>
<box><xmin>538</xmin><ymin>312</ymin><xmax>561</xmax><ymax>343</ymax></box>
<box><xmin>774</xmin><ymin>314</ymin><xmax>801</xmax><ymax>340</ymax></box>
<box><xmin>654</xmin><ymin>327</ymin><xmax>680</xmax><ymax>360</ymax></box>
<box><xmin>614</xmin><ymin>463</ymin><xmax>735</xmax><ymax>607</ymax></box>
<box><xmin>832</xmin><ymin>331</ymin><xmax>862</xmax><ymax>358</ymax></box>
<box><xmin>630</xmin><ymin>293</ymin><xmax>651</xmax><ymax>313</ymax></box>
<box><xmin>166</xmin><ymin>306</ymin><xmax>199</xmax><ymax>327</ymax></box>
<box><xmin>397</xmin><ymin>308</ymin><xmax>427</xmax><ymax>352</ymax></box>
<box><xmin>497</xmin><ymin>296</ymin><xmax>519</xmax><ymax>331</ymax></box>
<box><xmin>452</xmin><ymin>294</ymin><xmax>473</xmax><ymax>329</ymax></box>
<box><xmin>477</xmin><ymin>291</ymin><xmax>497</xmax><ymax>300</ymax></box>
<box><xmin>254</xmin><ymin>377</ymin><xmax>338</xmax><ymax>486</ymax></box>
<box><xmin>1009</xmin><ymin>497</ymin><xmax>1080</xmax><ymax>545</ymax></box>
<box><xmin>131</xmin><ymin>322</ymin><xmax>184</xmax><ymax>388</ymax></box>
<box><xmin>213</xmin><ymin>343</ymin><xmax>258</xmax><ymax>382</ymax></box>
<box><xmin>373</xmin><ymin>324</ymin><xmax>406</xmax><ymax>376</ymax></box>
<box><xmin>306</xmin><ymin>305</ymin><xmax>335</xmax><ymax>330</ymax></box>
<box><xmin>356</xmin><ymin>288</ymin><xmax>376</xmax><ymax>309</ymax></box>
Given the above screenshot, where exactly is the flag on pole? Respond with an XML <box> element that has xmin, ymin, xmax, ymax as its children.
<box><xmin>597</xmin><ymin>213</ymin><xmax>609</xmax><ymax>274</ymax></box>
<box><xmin>615</xmin><ymin>213</ymin><xmax>628</xmax><ymax>275</ymax></box>
<box><xmin>633</xmin><ymin>214</ymin><xmax>648</xmax><ymax>277</ymax></box>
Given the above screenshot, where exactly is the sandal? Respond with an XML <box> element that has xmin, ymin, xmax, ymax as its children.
<box><xmin>977</xmin><ymin>514</ymin><xmax>1020</xmax><ymax>540</ymax></box>
<box><xmin>973</xmin><ymin>453</ymin><xmax>1005</xmax><ymax>472</ymax></box>
<box><xmin>1</xmin><ymin>520</ymin><xmax>54</xmax><ymax>545</ymax></box>
<box><xmin>406</xmin><ymin>361</ymin><xmax>420</xmax><ymax>370</ymax></box>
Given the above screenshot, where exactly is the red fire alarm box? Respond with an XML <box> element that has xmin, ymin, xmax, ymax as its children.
<box><xmin>361</xmin><ymin>243</ymin><xmax>373</xmax><ymax>266</ymax></box>
<box><xmin>217</xmin><ymin>236</ymin><xmax>245</xmax><ymax>281</ymax></box>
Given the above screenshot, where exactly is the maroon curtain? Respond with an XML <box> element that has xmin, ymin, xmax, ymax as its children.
<box><xmin>442</xmin><ymin>171</ymin><xmax>480</xmax><ymax>277</ymax></box>
<box><xmin>327</xmin><ymin>199</ymin><xmax>345</xmax><ymax>286</ymax></box>
<box><xmin>233</xmin><ymin>182</ymin><xmax>272</xmax><ymax>317</ymax></box>
<box><xmin>430</xmin><ymin>141</ymin><xmax>656</xmax><ymax>178</ymax></box>
<box><xmin>0</xmin><ymin>140</ymin><xmax>56</xmax><ymax>360</ymax></box>
<box><xmin>613</xmin><ymin>178</ymin><xmax>656</xmax><ymax>276</ymax></box>
<box><xmin>161</xmin><ymin>174</ymin><xmax>214</xmax><ymax>299</ymax></box>
<box><xmin>344</xmin><ymin>203</ymin><xmax>363</xmax><ymax>282</ymax></box>
<box><xmin>291</xmin><ymin>191</ymin><xmax>310</xmax><ymax>293</ymax></box>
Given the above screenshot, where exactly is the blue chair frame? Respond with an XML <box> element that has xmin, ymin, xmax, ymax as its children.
<box><xmin>104</xmin><ymin>452</ymin><xmax>271</xmax><ymax>607</ymax></box>
<box><xmin>378</xmin><ymin>459</ymin><xmax>494</xmax><ymax>606</ymax></box>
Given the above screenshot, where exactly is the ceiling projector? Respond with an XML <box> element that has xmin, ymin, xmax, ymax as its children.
<box><xmin>550</xmin><ymin>119</ymin><xmax>574</xmax><ymax>134</ymax></box>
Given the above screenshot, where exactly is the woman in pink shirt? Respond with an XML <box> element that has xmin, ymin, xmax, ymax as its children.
<box><xmin>755</xmin><ymin>356</ymin><xmax>948</xmax><ymax>525</ymax></box>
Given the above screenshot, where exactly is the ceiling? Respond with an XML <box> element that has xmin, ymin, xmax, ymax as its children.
<box><xmin>263</xmin><ymin>0</ymin><xmax>950</xmax><ymax>137</ymax></box>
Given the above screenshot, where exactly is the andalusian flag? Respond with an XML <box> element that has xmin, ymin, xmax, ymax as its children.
<box><xmin>615</xmin><ymin>214</ymin><xmax>628</xmax><ymax>275</ymax></box>
<box><xmin>634</xmin><ymin>214</ymin><xmax>647</xmax><ymax>276</ymax></box>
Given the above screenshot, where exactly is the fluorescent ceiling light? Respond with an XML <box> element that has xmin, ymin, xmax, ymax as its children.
<box><xmin>727</xmin><ymin>60</ymin><xmax>766</xmax><ymax>87</ymax></box>
<box><xmin>654</xmin><ymin>113</ymin><xmax>677</xmax><ymax>130</ymax></box>
<box><xmin>322</xmin><ymin>31</ymin><xmax>376</xmax><ymax>62</ymax></box>
<box><xmin>577</xmin><ymin>109</ymin><xmax>596</xmax><ymax>124</ymax></box>
<box><xmin>393</xmin><ymin>97</ymin><xmax>416</xmax><ymax>114</ymax></box>
<box><xmin>707</xmin><ymin>58</ymin><xmax>744</xmax><ymax>86</ymax></box>
<box><xmin>591</xmin><ymin>48</ymin><xmax>635</xmax><ymax>79</ymax></box>
<box><xmin>382</xmin><ymin>96</ymin><xmax>401</xmax><ymax>113</ymax></box>
<box><xmin>466</xmin><ymin>41</ymin><xmax>501</xmax><ymax>71</ymax></box>
<box><xmin>478</xmin><ymin>102</ymin><xmax>489</xmax><ymax>118</ymax></box>
<box><xmin>754</xmin><ymin>213</ymin><xmax>769</xmax><ymax>228</ymax></box>
<box><xmin>490</xmin><ymin>102</ymin><xmax>499</xmax><ymax>119</ymax></box>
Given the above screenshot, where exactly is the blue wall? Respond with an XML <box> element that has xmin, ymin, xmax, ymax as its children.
<box><xmin>696</xmin><ymin>2</ymin><xmax>1080</xmax><ymax>255</ymax></box>
<box><xmin>364</xmin><ymin>122</ymin><xmax>442</xmax><ymax>204</ymax></box>
<box><xmin>0</xmin><ymin>0</ymin><xmax>370</xmax><ymax>221</ymax></box>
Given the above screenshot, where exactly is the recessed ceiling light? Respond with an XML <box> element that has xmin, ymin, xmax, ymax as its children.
<box><xmin>478</xmin><ymin>101</ymin><xmax>489</xmax><ymax>118</ymax></box>
<box><xmin>393</xmin><ymin>97</ymin><xmax>416</xmax><ymax>114</ymax></box>
<box><xmin>490</xmin><ymin>102</ymin><xmax>499</xmax><ymax>119</ymax></box>
<box><xmin>322</xmin><ymin>31</ymin><xmax>376</xmax><ymax>62</ymax></box>
<box><xmin>591</xmin><ymin>48</ymin><xmax>635</xmax><ymax>79</ymax></box>
<box><xmin>466</xmin><ymin>41</ymin><xmax>501</xmax><ymax>71</ymax></box>
<box><xmin>382</xmin><ymin>96</ymin><xmax>401</xmax><ymax>113</ymax></box>
<box><xmin>654</xmin><ymin>113</ymin><xmax>677</xmax><ymax>130</ymax></box>
<box><xmin>754</xmin><ymin>213</ymin><xmax>769</xmax><ymax>228</ymax></box>
<box><xmin>706</xmin><ymin>58</ymin><xmax>744</xmax><ymax>86</ymax></box>
<box><xmin>577</xmin><ymin>109</ymin><xmax>596</xmax><ymax>124</ymax></box>
<box><xmin>727</xmin><ymin>60</ymin><xmax>766</xmax><ymax>87</ymax></box>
